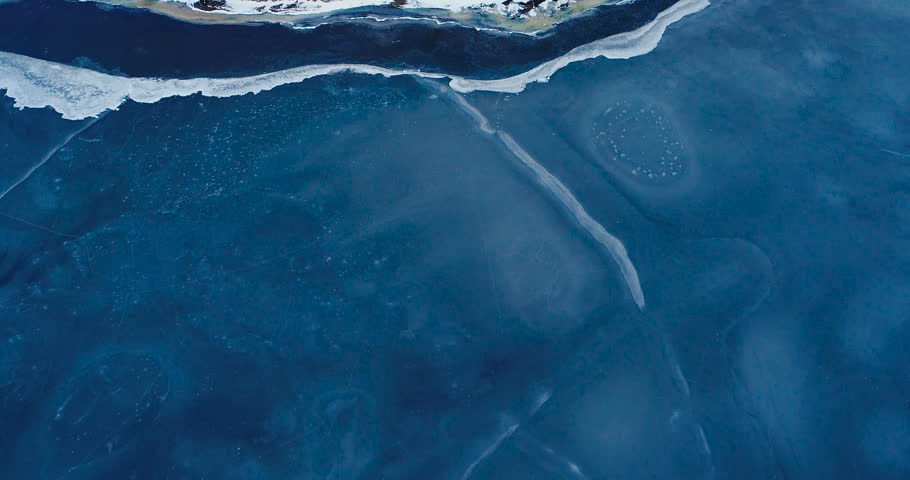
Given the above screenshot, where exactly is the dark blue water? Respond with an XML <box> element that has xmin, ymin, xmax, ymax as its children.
<box><xmin>2</xmin><ymin>0</ymin><xmax>910</xmax><ymax>479</ymax></box>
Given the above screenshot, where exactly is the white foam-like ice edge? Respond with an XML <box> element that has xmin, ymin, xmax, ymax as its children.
<box><xmin>0</xmin><ymin>0</ymin><xmax>708</xmax><ymax>121</ymax></box>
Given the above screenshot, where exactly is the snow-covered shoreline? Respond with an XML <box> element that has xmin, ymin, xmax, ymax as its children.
<box><xmin>82</xmin><ymin>0</ymin><xmax>636</xmax><ymax>34</ymax></box>
<box><xmin>178</xmin><ymin>0</ymin><xmax>572</xmax><ymax>19</ymax></box>
<box><xmin>1</xmin><ymin>0</ymin><xmax>709</xmax><ymax>120</ymax></box>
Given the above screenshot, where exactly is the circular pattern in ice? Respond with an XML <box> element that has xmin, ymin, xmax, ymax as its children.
<box><xmin>591</xmin><ymin>99</ymin><xmax>689</xmax><ymax>186</ymax></box>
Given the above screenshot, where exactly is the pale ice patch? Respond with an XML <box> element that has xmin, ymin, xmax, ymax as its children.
<box><xmin>738</xmin><ymin>315</ymin><xmax>835</xmax><ymax>477</ymax></box>
<box><xmin>0</xmin><ymin>0</ymin><xmax>709</xmax><ymax>121</ymax></box>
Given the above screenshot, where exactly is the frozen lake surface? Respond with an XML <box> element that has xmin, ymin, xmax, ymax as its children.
<box><xmin>1</xmin><ymin>0</ymin><xmax>909</xmax><ymax>478</ymax></box>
